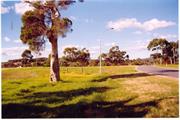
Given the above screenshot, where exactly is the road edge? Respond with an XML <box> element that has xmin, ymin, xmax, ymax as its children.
<box><xmin>135</xmin><ymin>66</ymin><xmax>179</xmax><ymax>80</ymax></box>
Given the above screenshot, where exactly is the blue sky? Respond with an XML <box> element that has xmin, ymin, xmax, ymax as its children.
<box><xmin>1</xmin><ymin>0</ymin><xmax>178</xmax><ymax>62</ymax></box>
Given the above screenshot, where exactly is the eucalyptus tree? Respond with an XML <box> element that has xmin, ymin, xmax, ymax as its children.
<box><xmin>169</xmin><ymin>41</ymin><xmax>179</xmax><ymax>64</ymax></box>
<box><xmin>20</xmin><ymin>0</ymin><xmax>82</xmax><ymax>82</ymax></box>
<box><xmin>147</xmin><ymin>38</ymin><xmax>170</xmax><ymax>64</ymax></box>
<box><xmin>62</xmin><ymin>47</ymin><xmax>90</xmax><ymax>66</ymax></box>
<box><xmin>100</xmin><ymin>46</ymin><xmax>128</xmax><ymax>66</ymax></box>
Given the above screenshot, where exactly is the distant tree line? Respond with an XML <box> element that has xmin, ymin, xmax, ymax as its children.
<box><xmin>11</xmin><ymin>38</ymin><xmax>178</xmax><ymax>68</ymax></box>
<box><xmin>43</xmin><ymin>45</ymin><xmax>131</xmax><ymax>67</ymax></box>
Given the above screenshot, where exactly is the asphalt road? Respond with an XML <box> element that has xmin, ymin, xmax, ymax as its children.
<box><xmin>137</xmin><ymin>65</ymin><xmax>179</xmax><ymax>79</ymax></box>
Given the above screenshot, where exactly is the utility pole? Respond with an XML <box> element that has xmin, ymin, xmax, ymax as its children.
<box><xmin>98</xmin><ymin>28</ymin><xmax>114</xmax><ymax>74</ymax></box>
<box><xmin>99</xmin><ymin>39</ymin><xmax>102</xmax><ymax>74</ymax></box>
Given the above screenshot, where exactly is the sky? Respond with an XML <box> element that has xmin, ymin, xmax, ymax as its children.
<box><xmin>1</xmin><ymin>0</ymin><xmax>178</xmax><ymax>62</ymax></box>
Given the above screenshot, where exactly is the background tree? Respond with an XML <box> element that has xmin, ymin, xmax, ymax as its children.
<box><xmin>21</xmin><ymin>49</ymin><xmax>33</xmax><ymax>66</ymax></box>
<box><xmin>62</xmin><ymin>47</ymin><xmax>90</xmax><ymax>66</ymax></box>
<box><xmin>125</xmin><ymin>54</ymin><xmax>129</xmax><ymax>65</ymax></box>
<box><xmin>60</xmin><ymin>56</ymin><xmax>69</xmax><ymax>67</ymax></box>
<box><xmin>21</xmin><ymin>49</ymin><xmax>33</xmax><ymax>60</ymax></box>
<box><xmin>63</xmin><ymin>47</ymin><xmax>78</xmax><ymax>64</ymax></box>
<box><xmin>100</xmin><ymin>53</ymin><xmax>110</xmax><ymax>66</ymax></box>
<box><xmin>147</xmin><ymin>38</ymin><xmax>172</xmax><ymax>65</ymax></box>
<box><xmin>20</xmin><ymin>0</ymin><xmax>82</xmax><ymax>82</ymax></box>
<box><xmin>100</xmin><ymin>46</ymin><xmax>128</xmax><ymax>66</ymax></box>
<box><xmin>44</xmin><ymin>54</ymin><xmax>51</xmax><ymax>67</ymax></box>
<box><xmin>130</xmin><ymin>58</ymin><xmax>153</xmax><ymax>65</ymax></box>
<box><xmin>76</xmin><ymin>48</ymin><xmax>90</xmax><ymax>66</ymax></box>
<box><xmin>169</xmin><ymin>41</ymin><xmax>179</xmax><ymax>64</ymax></box>
<box><xmin>162</xmin><ymin>42</ymin><xmax>173</xmax><ymax>64</ymax></box>
<box><xmin>150</xmin><ymin>53</ymin><xmax>162</xmax><ymax>64</ymax></box>
<box><xmin>89</xmin><ymin>59</ymin><xmax>99</xmax><ymax>66</ymax></box>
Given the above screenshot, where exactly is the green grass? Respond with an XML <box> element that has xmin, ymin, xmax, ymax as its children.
<box><xmin>2</xmin><ymin>66</ymin><xmax>179</xmax><ymax>118</ymax></box>
<box><xmin>156</xmin><ymin>64</ymin><xmax>179</xmax><ymax>69</ymax></box>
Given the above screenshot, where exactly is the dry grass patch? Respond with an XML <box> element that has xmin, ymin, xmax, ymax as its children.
<box><xmin>123</xmin><ymin>76</ymin><xmax>171</xmax><ymax>94</ymax></box>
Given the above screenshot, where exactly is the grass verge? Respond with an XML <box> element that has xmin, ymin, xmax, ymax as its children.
<box><xmin>2</xmin><ymin>66</ymin><xmax>179</xmax><ymax>118</ymax></box>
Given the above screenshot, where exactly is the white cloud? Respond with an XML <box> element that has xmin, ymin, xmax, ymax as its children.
<box><xmin>0</xmin><ymin>1</ymin><xmax>13</xmax><ymax>14</ymax></box>
<box><xmin>14</xmin><ymin>2</ymin><xmax>34</xmax><ymax>15</ymax></box>
<box><xmin>4</xmin><ymin>37</ymin><xmax>10</xmax><ymax>42</ymax></box>
<box><xmin>1</xmin><ymin>46</ymin><xmax>51</xmax><ymax>62</ymax></box>
<box><xmin>0</xmin><ymin>1</ymin><xmax>3</xmax><ymax>5</ymax></box>
<box><xmin>1</xmin><ymin>6</ymin><xmax>11</xmax><ymax>14</ymax></box>
<box><xmin>152</xmin><ymin>33</ymin><xmax>178</xmax><ymax>41</ymax></box>
<box><xmin>142</xmin><ymin>19</ymin><xmax>175</xmax><ymax>31</ymax></box>
<box><xmin>3</xmin><ymin>37</ymin><xmax>23</xmax><ymax>43</ymax></box>
<box><xmin>107</xmin><ymin>18</ymin><xmax>175</xmax><ymax>32</ymax></box>
<box><xmin>1</xmin><ymin>46</ymin><xmax>27</xmax><ymax>62</ymax></box>
<box><xmin>107</xmin><ymin>18</ymin><xmax>141</xmax><ymax>31</ymax></box>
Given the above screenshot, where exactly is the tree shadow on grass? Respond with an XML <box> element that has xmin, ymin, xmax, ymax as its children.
<box><xmin>19</xmin><ymin>87</ymin><xmax>111</xmax><ymax>105</ymax></box>
<box><xmin>92</xmin><ymin>73</ymin><xmax>153</xmax><ymax>82</ymax></box>
<box><xmin>157</xmin><ymin>70</ymin><xmax>179</xmax><ymax>73</ymax></box>
<box><xmin>2</xmin><ymin>97</ymin><xmax>163</xmax><ymax>118</ymax></box>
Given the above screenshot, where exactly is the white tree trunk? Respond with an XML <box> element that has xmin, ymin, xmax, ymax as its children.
<box><xmin>169</xmin><ymin>57</ymin><xmax>173</xmax><ymax>64</ymax></box>
<box><xmin>50</xmin><ymin>39</ymin><xmax>60</xmax><ymax>83</ymax></box>
<box><xmin>160</xmin><ymin>58</ymin><xmax>162</xmax><ymax>65</ymax></box>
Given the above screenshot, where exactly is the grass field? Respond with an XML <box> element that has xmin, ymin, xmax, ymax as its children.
<box><xmin>2</xmin><ymin>66</ymin><xmax>179</xmax><ymax>118</ymax></box>
<box><xmin>156</xmin><ymin>64</ymin><xmax>179</xmax><ymax>69</ymax></box>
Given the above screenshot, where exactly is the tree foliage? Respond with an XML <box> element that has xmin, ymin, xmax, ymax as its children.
<box><xmin>147</xmin><ymin>38</ymin><xmax>179</xmax><ymax>64</ymax></box>
<box><xmin>101</xmin><ymin>46</ymin><xmax>128</xmax><ymax>66</ymax></box>
<box><xmin>20</xmin><ymin>0</ymin><xmax>77</xmax><ymax>53</ymax></box>
<box><xmin>62</xmin><ymin>47</ymin><xmax>90</xmax><ymax>66</ymax></box>
<box><xmin>147</xmin><ymin>38</ymin><xmax>169</xmax><ymax>50</ymax></box>
<box><xmin>21</xmin><ymin>49</ymin><xmax>33</xmax><ymax>60</ymax></box>
<box><xmin>20</xmin><ymin>0</ymin><xmax>83</xmax><ymax>82</ymax></box>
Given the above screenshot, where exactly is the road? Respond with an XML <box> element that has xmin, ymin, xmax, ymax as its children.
<box><xmin>137</xmin><ymin>65</ymin><xmax>179</xmax><ymax>79</ymax></box>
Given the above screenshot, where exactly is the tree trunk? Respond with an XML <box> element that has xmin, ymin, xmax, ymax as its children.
<box><xmin>169</xmin><ymin>57</ymin><xmax>173</xmax><ymax>64</ymax></box>
<box><xmin>173</xmin><ymin>48</ymin><xmax>176</xmax><ymax>64</ymax></box>
<box><xmin>160</xmin><ymin>58</ymin><xmax>162</xmax><ymax>65</ymax></box>
<box><xmin>49</xmin><ymin>38</ymin><xmax>60</xmax><ymax>83</ymax></box>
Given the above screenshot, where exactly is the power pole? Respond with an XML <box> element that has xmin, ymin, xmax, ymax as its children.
<box><xmin>99</xmin><ymin>39</ymin><xmax>102</xmax><ymax>74</ymax></box>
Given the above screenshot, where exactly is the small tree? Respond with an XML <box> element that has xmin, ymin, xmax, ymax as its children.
<box><xmin>21</xmin><ymin>49</ymin><xmax>33</xmax><ymax>60</ymax></box>
<box><xmin>21</xmin><ymin>49</ymin><xmax>33</xmax><ymax>66</ymax></box>
<box><xmin>20</xmin><ymin>0</ymin><xmax>82</xmax><ymax>82</ymax></box>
